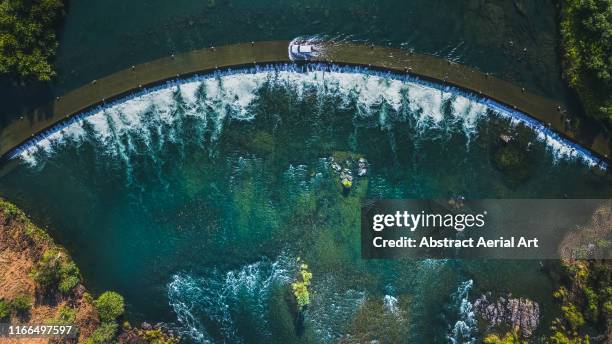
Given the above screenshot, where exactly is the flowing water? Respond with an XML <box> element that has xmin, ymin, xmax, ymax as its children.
<box><xmin>1</xmin><ymin>67</ymin><xmax>610</xmax><ymax>343</ymax></box>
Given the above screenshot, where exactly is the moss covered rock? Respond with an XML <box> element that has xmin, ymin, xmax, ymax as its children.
<box><xmin>491</xmin><ymin>141</ymin><xmax>533</xmax><ymax>186</ymax></box>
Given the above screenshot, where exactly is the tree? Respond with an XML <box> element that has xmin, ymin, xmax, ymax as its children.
<box><xmin>560</xmin><ymin>0</ymin><xmax>612</xmax><ymax>128</ymax></box>
<box><xmin>30</xmin><ymin>247</ymin><xmax>81</xmax><ymax>293</ymax></box>
<box><xmin>0</xmin><ymin>0</ymin><xmax>65</xmax><ymax>80</ymax></box>
<box><xmin>94</xmin><ymin>291</ymin><xmax>125</xmax><ymax>323</ymax></box>
<box><xmin>85</xmin><ymin>322</ymin><xmax>118</xmax><ymax>344</ymax></box>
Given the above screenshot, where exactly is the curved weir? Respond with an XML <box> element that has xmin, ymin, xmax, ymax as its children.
<box><xmin>0</xmin><ymin>40</ymin><xmax>609</xmax><ymax>168</ymax></box>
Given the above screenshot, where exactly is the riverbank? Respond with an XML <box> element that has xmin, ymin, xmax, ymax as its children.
<box><xmin>0</xmin><ymin>200</ymin><xmax>178</xmax><ymax>344</ymax></box>
<box><xmin>0</xmin><ymin>199</ymin><xmax>99</xmax><ymax>343</ymax></box>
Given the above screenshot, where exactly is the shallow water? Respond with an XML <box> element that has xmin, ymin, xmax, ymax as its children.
<box><xmin>1</xmin><ymin>70</ymin><xmax>610</xmax><ymax>343</ymax></box>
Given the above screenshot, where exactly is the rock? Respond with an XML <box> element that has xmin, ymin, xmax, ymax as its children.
<box><xmin>328</xmin><ymin>153</ymin><xmax>369</xmax><ymax>192</ymax></box>
<box><xmin>491</xmin><ymin>140</ymin><xmax>533</xmax><ymax>186</ymax></box>
<box><xmin>340</xmin><ymin>169</ymin><xmax>353</xmax><ymax>190</ymax></box>
<box><xmin>499</xmin><ymin>134</ymin><xmax>513</xmax><ymax>143</ymax></box>
<box><xmin>473</xmin><ymin>294</ymin><xmax>539</xmax><ymax>338</ymax></box>
<box><xmin>357</xmin><ymin>158</ymin><xmax>368</xmax><ymax>176</ymax></box>
<box><xmin>331</xmin><ymin>161</ymin><xmax>342</xmax><ymax>173</ymax></box>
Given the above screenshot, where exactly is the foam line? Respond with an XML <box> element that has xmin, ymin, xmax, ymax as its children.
<box><xmin>5</xmin><ymin>63</ymin><xmax>608</xmax><ymax>170</ymax></box>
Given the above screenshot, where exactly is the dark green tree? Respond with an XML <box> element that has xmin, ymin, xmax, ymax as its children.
<box><xmin>0</xmin><ymin>0</ymin><xmax>65</xmax><ymax>80</ymax></box>
<box><xmin>560</xmin><ymin>0</ymin><xmax>612</xmax><ymax>128</ymax></box>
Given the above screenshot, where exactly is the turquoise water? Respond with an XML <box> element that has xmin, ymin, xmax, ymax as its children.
<box><xmin>1</xmin><ymin>68</ymin><xmax>610</xmax><ymax>342</ymax></box>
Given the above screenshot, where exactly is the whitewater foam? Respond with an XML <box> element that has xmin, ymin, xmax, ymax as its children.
<box><xmin>448</xmin><ymin>279</ymin><xmax>477</xmax><ymax>344</ymax></box>
<box><xmin>8</xmin><ymin>63</ymin><xmax>607</xmax><ymax>170</ymax></box>
<box><xmin>167</xmin><ymin>254</ymin><xmax>295</xmax><ymax>343</ymax></box>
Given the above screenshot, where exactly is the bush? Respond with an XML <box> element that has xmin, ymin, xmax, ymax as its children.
<box><xmin>0</xmin><ymin>299</ymin><xmax>9</xmax><ymax>319</ymax></box>
<box><xmin>46</xmin><ymin>305</ymin><xmax>77</xmax><ymax>325</ymax></box>
<box><xmin>291</xmin><ymin>262</ymin><xmax>313</xmax><ymax>310</ymax></box>
<box><xmin>58</xmin><ymin>261</ymin><xmax>80</xmax><ymax>293</ymax></box>
<box><xmin>94</xmin><ymin>291</ymin><xmax>125</xmax><ymax>323</ymax></box>
<box><xmin>85</xmin><ymin>322</ymin><xmax>118</xmax><ymax>344</ymax></box>
<box><xmin>583</xmin><ymin>287</ymin><xmax>599</xmax><ymax>321</ymax></box>
<box><xmin>31</xmin><ymin>249</ymin><xmax>62</xmax><ymax>286</ymax></box>
<box><xmin>10</xmin><ymin>295</ymin><xmax>32</xmax><ymax>313</ymax></box>
<box><xmin>561</xmin><ymin>303</ymin><xmax>585</xmax><ymax>329</ymax></box>
<box><xmin>30</xmin><ymin>248</ymin><xmax>80</xmax><ymax>293</ymax></box>
<box><xmin>142</xmin><ymin>328</ymin><xmax>180</xmax><ymax>344</ymax></box>
<box><xmin>0</xmin><ymin>0</ymin><xmax>65</xmax><ymax>80</ymax></box>
<box><xmin>483</xmin><ymin>331</ymin><xmax>526</xmax><ymax>344</ymax></box>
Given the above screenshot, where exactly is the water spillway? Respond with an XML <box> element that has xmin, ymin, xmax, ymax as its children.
<box><xmin>0</xmin><ymin>41</ymin><xmax>608</xmax><ymax>169</ymax></box>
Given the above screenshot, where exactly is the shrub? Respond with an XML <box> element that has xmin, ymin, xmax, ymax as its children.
<box><xmin>10</xmin><ymin>295</ymin><xmax>32</xmax><ymax>313</ymax></box>
<box><xmin>94</xmin><ymin>291</ymin><xmax>125</xmax><ymax>323</ymax></box>
<box><xmin>46</xmin><ymin>306</ymin><xmax>77</xmax><ymax>325</ymax></box>
<box><xmin>483</xmin><ymin>331</ymin><xmax>526</xmax><ymax>344</ymax></box>
<box><xmin>583</xmin><ymin>287</ymin><xmax>599</xmax><ymax>321</ymax></box>
<box><xmin>85</xmin><ymin>322</ymin><xmax>118</xmax><ymax>344</ymax></box>
<box><xmin>30</xmin><ymin>248</ymin><xmax>80</xmax><ymax>293</ymax></box>
<box><xmin>58</xmin><ymin>260</ymin><xmax>81</xmax><ymax>293</ymax></box>
<box><xmin>31</xmin><ymin>248</ymin><xmax>62</xmax><ymax>287</ymax></box>
<box><xmin>0</xmin><ymin>299</ymin><xmax>10</xmax><ymax>319</ymax></box>
<box><xmin>561</xmin><ymin>303</ymin><xmax>585</xmax><ymax>329</ymax></box>
<box><xmin>142</xmin><ymin>328</ymin><xmax>179</xmax><ymax>344</ymax></box>
<box><xmin>291</xmin><ymin>262</ymin><xmax>313</xmax><ymax>310</ymax></box>
<box><xmin>553</xmin><ymin>287</ymin><xmax>568</xmax><ymax>300</ymax></box>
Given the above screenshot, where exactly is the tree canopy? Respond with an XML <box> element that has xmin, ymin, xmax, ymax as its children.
<box><xmin>560</xmin><ymin>0</ymin><xmax>612</xmax><ymax>128</ymax></box>
<box><xmin>0</xmin><ymin>0</ymin><xmax>64</xmax><ymax>81</ymax></box>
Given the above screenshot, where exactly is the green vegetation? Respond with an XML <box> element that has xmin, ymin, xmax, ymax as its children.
<box><xmin>141</xmin><ymin>328</ymin><xmax>180</xmax><ymax>344</ymax></box>
<box><xmin>0</xmin><ymin>299</ymin><xmax>10</xmax><ymax>319</ymax></box>
<box><xmin>291</xmin><ymin>261</ymin><xmax>313</xmax><ymax>310</ymax></box>
<box><xmin>94</xmin><ymin>291</ymin><xmax>125</xmax><ymax>323</ymax></box>
<box><xmin>10</xmin><ymin>294</ymin><xmax>32</xmax><ymax>313</ymax></box>
<box><xmin>546</xmin><ymin>260</ymin><xmax>611</xmax><ymax>342</ymax></box>
<box><xmin>483</xmin><ymin>331</ymin><xmax>526</xmax><ymax>344</ymax></box>
<box><xmin>0</xmin><ymin>0</ymin><xmax>65</xmax><ymax>80</ymax></box>
<box><xmin>559</xmin><ymin>0</ymin><xmax>612</xmax><ymax>129</ymax></box>
<box><xmin>30</xmin><ymin>247</ymin><xmax>81</xmax><ymax>293</ymax></box>
<box><xmin>0</xmin><ymin>199</ymin><xmax>52</xmax><ymax>245</ymax></box>
<box><xmin>85</xmin><ymin>322</ymin><xmax>118</xmax><ymax>344</ymax></box>
<box><xmin>1</xmin><ymin>201</ymin><xmax>78</xmax><ymax>297</ymax></box>
<box><xmin>561</xmin><ymin>303</ymin><xmax>586</xmax><ymax>329</ymax></box>
<box><xmin>84</xmin><ymin>291</ymin><xmax>126</xmax><ymax>343</ymax></box>
<box><xmin>46</xmin><ymin>305</ymin><xmax>77</xmax><ymax>325</ymax></box>
<box><xmin>0</xmin><ymin>296</ymin><xmax>33</xmax><ymax>318</ymax></box>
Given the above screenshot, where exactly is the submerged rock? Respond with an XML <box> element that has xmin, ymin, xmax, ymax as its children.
<box><xmin>473</xmin><ymin>293</ymin><xmax>540</xmax><ymax>338</ymax></box>
<box><xmin>357</xmin><ymin>158</ymin><xmax>368</xmax><ymax>177</ymax></box>
<box><xmin>328</xmin><ymin>152</ymin><xmax>368</xmax><ymax>193</ymax></box>
<box><xmin>491</xmin><ymin>137</ymin><xmax>534</xmax><ymax>186</ymax></box>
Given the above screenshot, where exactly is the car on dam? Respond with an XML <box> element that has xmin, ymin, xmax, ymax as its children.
<box><xmin>288</xmin><ymin>41</ymin><xmax>316</xmax><ymax>61</ymax></box>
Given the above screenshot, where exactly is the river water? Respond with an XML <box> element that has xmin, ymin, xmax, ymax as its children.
<box><xmin>1</xmin><ymin>66</ymin><xmax>610</xmax><ymax>342</ymax></box>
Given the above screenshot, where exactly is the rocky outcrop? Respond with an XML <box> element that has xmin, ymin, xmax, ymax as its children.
<box><xmin>117</xmin><ymin>322</ymin><xmax>179</xmax><ymax>344</ymax></box>
<box><xmin>473</xmin><ymin>293</ymin><xmax>539</xmax><ymax>338</ymax></box>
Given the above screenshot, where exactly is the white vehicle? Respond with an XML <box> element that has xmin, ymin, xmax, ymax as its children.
<box><xmin>291</xmin><ymin>44</ymin><xmax>313</xmax><ymax>54</ymax></box>
<box><xmin>289</xmin><ymin>42</ymin><xmax>316</xmax><ymax>60</ymax></box>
